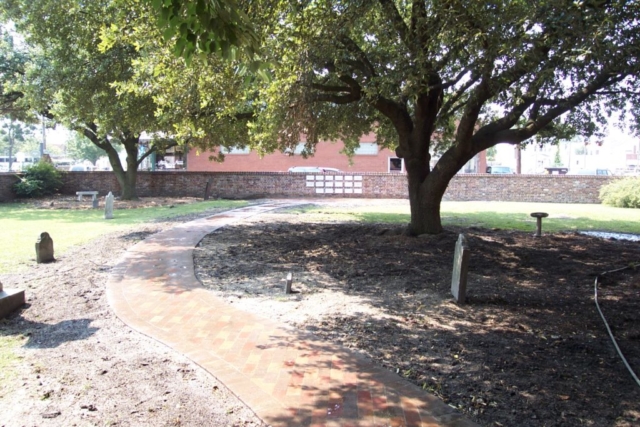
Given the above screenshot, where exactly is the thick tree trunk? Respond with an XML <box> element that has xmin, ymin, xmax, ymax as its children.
<box><xmin>112</xmin><ymin>167</ymin><xmax>139</xmax><ymax>200</ymax></box>
<box><xmin>404</xmin><ymin>135</ymin><xmax>474</xmax><ymax>235</ymax></box>
<box><xmin>82</xmin><ymin>125</ymin><xmax>141</xmax><ymax>200</ymax></box>
<box><xmin>407</xmin><ymin>171</ymin><xmax>449</xmax><ymax>235</ymax></box>
<box><xmin>119</xmin><ymin>135</ymin><xmax>141</xmax><ymax>200</ymax></box>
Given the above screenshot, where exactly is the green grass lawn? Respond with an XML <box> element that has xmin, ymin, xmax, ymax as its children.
<box><xmin>4</xmin><ymin>197</ymin><xmax>640</xmax><ymax>274</ymax></box>
<box><xmin>0</xmin><ymin>199</ymin><xmax>247</xmax><ymax>274</ymax></box>
<box><xmin>285</xmin><ymin>201</ymin><xmax>640</xmax><ymax>234</ymax></box>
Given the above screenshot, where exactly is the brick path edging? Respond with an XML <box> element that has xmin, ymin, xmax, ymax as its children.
<box><xmin>106</xmin><ymin>202</ymin><xmax>480</xmax><ymax>427</ymax></box>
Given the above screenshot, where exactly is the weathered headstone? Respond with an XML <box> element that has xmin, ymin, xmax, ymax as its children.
<box><xmin>0</xmin><ymin>279</ymin><xmax>26</xmax><ymax>319</ymax></box>
<box><xmin>104</xmin><ymin>192</ymin><xmax>114</xmax><ymax>219</ymax></box>
<box><xmin>204</xmin><ymin>177</ymin><xmax>213</xmax><ymax>200</ymax></box>
<box><xmin>284</xmin><ymin>273</ymin><xmax>293</xmax><ymax>294</ymax></box>
<box><xmin>92</xmin><ymin>197</ymin><xmax>99</xmax><ymax>209</ymax></box>
<box><xmin>451</xmin><ymin>234</ymin><xmax>470</xmax><ymax>304</ymax></box>
<box><xmin>35</xmin><ymin>232</ymin><xmax>55</xmax><ymax>263</ymax></box>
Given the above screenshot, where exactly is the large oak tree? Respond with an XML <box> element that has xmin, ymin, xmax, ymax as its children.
<box><xmin>1</xmin><ymin>0</ymin><xmax>178</xmax><ymax>199</ymax></box>
<box><xmin>257</xmin><ymin>0</ymin><xmax>640</xmax><ymax>234</ymax></box>
<box><xmin>139</xmin><ymin>0</ymin><xmax>640</xmax><ymax>234</ymax></box>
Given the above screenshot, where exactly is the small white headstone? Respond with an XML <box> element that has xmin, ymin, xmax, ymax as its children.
<box><xmin>451</xmin><ymin>234</ymin><xmax>470</xmax><ymax>304</ymax></box>
<box><xmin>284</xmin><ymin>273</ymin><xmax>293</xmax><ymax>294</ymax></box>
<box><xmin>104</xmin><ymin>192</ymin><xmax>114</xmax><ymax>220</ymax></box>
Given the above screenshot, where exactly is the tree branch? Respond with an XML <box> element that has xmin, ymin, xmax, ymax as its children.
<box><xmin>311</xmin><ymin>93</ymin><xmax>361</xmax><ymax>104</ymax></box>
<box><xmin>474</xmin><ymin>71</ymin><xmax>628</xmax><ymax>150</ymax></box>
<box><xmin>337</xmin><ymin>35</ymin><xmax>377</xmax><ymax>78</ymax></box>
<box><xmin>438</xmin><ymin>74</ymin><xmax>479</xmax><ymax>120</ymax></box>
<box><xmin>377</xmin><ymin>0</ymin><xmax>411</xmax><ymax>49</ymax></box>
<box><xmin>310</xmin><ymin>83</ymin><xmax>352</xmax><ymax>93</ymax></box>
<box><xmin>594</xmin><ymin>89</ymin><xmax>640</xmax><ymax>96</ymax></box>
<box><xmin>136</xmin><ymin>140</ymin><xmax>178</xmax><ymax>167</ymax></box>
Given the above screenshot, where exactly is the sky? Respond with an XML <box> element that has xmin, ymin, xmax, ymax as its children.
<box><xmin>493</xmin><ymin>125</ymin><xmax>639</xmax><ymax>173</ymax></box>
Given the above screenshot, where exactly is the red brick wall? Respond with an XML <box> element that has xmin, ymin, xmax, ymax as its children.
<box><xmin>444</xmin><ymin>174</ymin><xmax>609</xmax><ymax>203</ymax></box>
<box><xmin>0</xmin><ymin>171</ymin><xmax>614</xmax><ymax>203</ymax></box>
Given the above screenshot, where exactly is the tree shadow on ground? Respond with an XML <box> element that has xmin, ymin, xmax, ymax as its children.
<box><xmin>194</xmin><ymin>219</ymin><xmax>640</xmax><ymax>427</ymax></box>
<box><xmin>1</xmin><ymin>314</ymin><xmax>98</xmax><ymax>349</ymax></box>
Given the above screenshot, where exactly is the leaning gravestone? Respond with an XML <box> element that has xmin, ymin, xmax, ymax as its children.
<box><xmin>104</xmin><ymin>192</ymin><xmax>114</xmax><ymax>219</ymax></box>
<box><xmin>35</xmin><ymin>232</ymin><xmax>55</xmax><ymax>263</ymax></box>
<box><xmin>0</xmin><ymin>279</ymin><xmax>26</xmax><ymax>319</ymax></box>
<box><xmin>204</xmin><ymin>177</ymin><xmax>213</xmax><ymax>200</ymax></box>
<box><xmin>451</xmin><ymin>234</ymin><xmax>470</xmax><ymax>304</ymax></box>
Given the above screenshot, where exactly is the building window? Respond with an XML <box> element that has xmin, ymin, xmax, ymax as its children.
<box><xmin>354</xmin><ymin>142</ymin><xmax>378</xmax><ymax>155</ymax></box>
<box><xmin>283</xmin><ymin>142</ymin><xmax>313</xmax><ymax>155</ymax></box>
<box><xmin>389</xmin><ymin>157</ymin><xmax>404</xmax><ymax>173</ymax></box>
<box><xmin>221</xmin><ymin>146</ymin><xmax>250</xmax><ymax>154</ymax></box>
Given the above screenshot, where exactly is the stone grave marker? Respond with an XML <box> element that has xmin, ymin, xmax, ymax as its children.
<box><xmin>451</xmin><ymin>234</ymin><xmax>470</xmax><ymax>304</ymax></box>
<box><xmin>35</xmin><ymin>232</ymin><xmax>55</xmax><ymax>263</ymax></box>
<box><xmin>104</xmin><ymin>192</ymin><xmax>114</xmax><ymax>219</ymax></box>
<box><xmin>204</xmin><ymin>177</ymin><xmax>213</xmax><ymax>200</ymax></box>
<box><xmin>92</xmin><ymin>197</ymin><xmax>99</xmax><ymax>209</ymax></box>
<box><xmin>0</xmin><ymin>279</ymin><xmax>26</xmax><ymax>318</ymax></box>
<box><xmin>284</xmin><ymin>273</ymin><xmax>293</xmax><ymax>294</ymax></box>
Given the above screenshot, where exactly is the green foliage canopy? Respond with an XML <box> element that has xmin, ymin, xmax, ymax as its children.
<box><xmin>66</xmin><ymin>131</ymin><xmax>106</xmax><ymax>165</ymax></box>
<box><xmin>1</xmin><ymin>0</ymin><xmax>182</xmax><ymax>198</ymax></box>
<box><xmin>144</xmin><ymin>0</ymin><xmax>260</xmax><ymax>61</ymax></box>
<box><xmin>0</xmin><ymin>119</ymin><xmax>34</xmax><ymax>156</ymax></box>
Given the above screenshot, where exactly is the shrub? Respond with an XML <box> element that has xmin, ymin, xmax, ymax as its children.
<box><xmin>13</xmin><ymin>162</ymin><xmax>63</xmax><ymax>198</ymax></box>
<box><xmin>599</xmin><ymin>177</ymin><xmax>640</xmax><ymax>208</ymax></box>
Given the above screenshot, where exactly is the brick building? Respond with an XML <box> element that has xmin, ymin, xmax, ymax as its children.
<box><xmin>186</xmin><ymin>134</ymin><xmax>487</xmax><ymax>174</ymax></box>
<box><xmin>187</xmin><ymin>133</ymin><xmax>402</xmax><ymax>173</ymax></box>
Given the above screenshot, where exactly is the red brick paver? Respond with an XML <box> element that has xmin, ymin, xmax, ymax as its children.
<box><xmin>106</xmin><ymin>202</ymin><xmax>479</xmax><ymax>427</ymax></box>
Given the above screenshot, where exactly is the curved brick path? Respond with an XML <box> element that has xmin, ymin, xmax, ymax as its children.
<box><xmin>106</xmin><ymin>202</ymin><xmax>479</xmax><ymax>427</ymax></box>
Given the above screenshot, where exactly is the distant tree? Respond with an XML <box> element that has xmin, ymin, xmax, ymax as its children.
<box><xmin>553</xmin><ymin>146</ymin><xmax>563</xmax><ymax>167</ymax></box>
<box><xmin>2</xmin><ymin>0</ymin><xmax>179</xmax><ymax>199</ymax></box>
<box><xmin>486</xmin><ymin>147</ymin><xmax>497</xmax><ymax>162</ymax></box>
<box><xmin>66</xmin><ymin>132</ymin><xmax>107</xmax><ymax>165</ymax></box>
<box><xmin>0</xmin><ymin>119</ymin><xmax>34</xmax><ymax>169</ymax></box>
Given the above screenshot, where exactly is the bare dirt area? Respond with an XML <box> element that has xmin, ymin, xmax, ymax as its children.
<box><xmin>0</xmin><ymin>197</ymin><xmax>265</xmax><ymax>427</ymax></box>
<box><xmin>194</xmin><ymin>206</ymin><xmax>640</xmax><ymax>427</ymax></box>
<box><xmin>19</xmin><ymin>195</ymin><xmax>203</xmax><ymax>211</ymax></box>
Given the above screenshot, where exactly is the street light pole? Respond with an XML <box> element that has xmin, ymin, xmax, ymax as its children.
<box><xmin>40</xmin><ymin>115</ymin><xmax>46</xmax><ymax>158</ymax></box>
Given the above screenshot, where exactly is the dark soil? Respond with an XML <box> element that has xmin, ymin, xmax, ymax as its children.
<box><xmin>194</xmin><ymin>208</ymin><xmax>640</xmax><ymax>427</ymax></box>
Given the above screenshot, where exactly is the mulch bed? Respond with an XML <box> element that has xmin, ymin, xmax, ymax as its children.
<box><xmin>194</xmin><ymin>212</ymin><xmax>640</xmax><ymax>427</ymax></box>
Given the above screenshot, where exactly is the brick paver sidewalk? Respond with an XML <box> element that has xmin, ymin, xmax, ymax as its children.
<box><xmin>106</xmin><ymin>202</ymin><xmax>479</xmax><ymax>427</ymax></box>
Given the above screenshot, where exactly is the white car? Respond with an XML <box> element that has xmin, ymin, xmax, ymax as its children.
<box><xmin>69</xmin><ymin>164</ymin><xmax>94</xmax><ymax>171</ymax></box>
<box><xmin>486</xmin><ymin>166</ymin><xmax>514</xmax><ymax>174</ymax></box>
<box><xmin>566</xmin><ymin>169</ymin><xmax>612</xmax><ymax>176</ymax></box>
<box><xmin>288</xmin><ymin>166</ymin><xmax>340</xmax><ymax>173</ymax></box>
